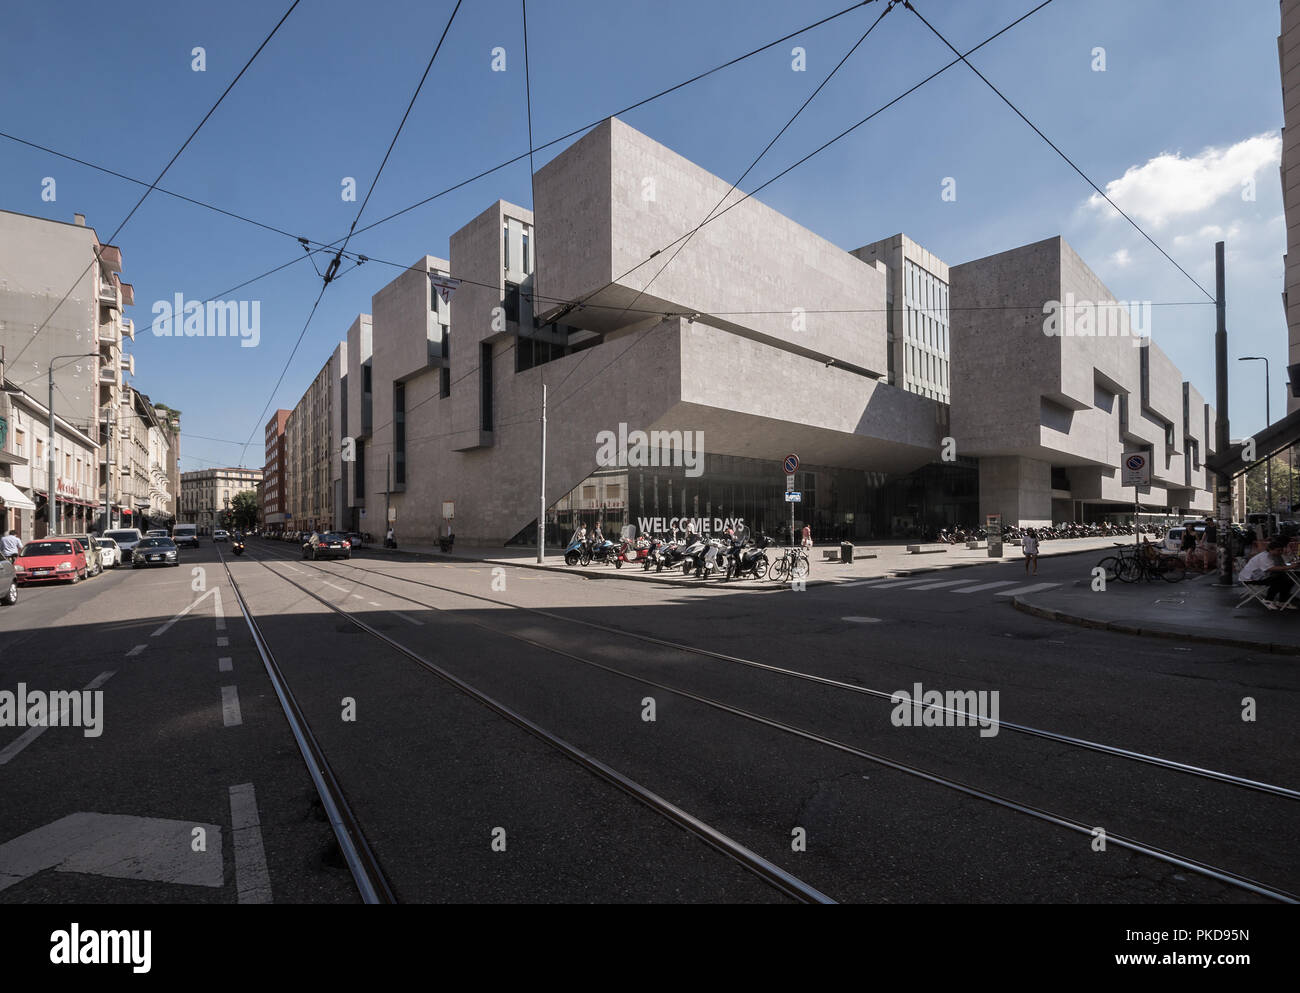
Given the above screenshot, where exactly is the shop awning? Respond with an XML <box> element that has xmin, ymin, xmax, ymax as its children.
<box><xmin>0</xmin><ymin>480</ymin><xmax>37</xmax><ymax>510</ymax></box>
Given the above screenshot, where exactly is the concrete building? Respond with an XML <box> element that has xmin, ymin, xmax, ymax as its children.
<box><xmin>1282</xmin><ymin>0</ymin><xmax>1300</xmax><ymax>411</ymax></box>
<box><xmin>852</xmin><ymin>234</ymin><xmax>952</xmax><ymax>402</ymax></box>
<box><xmin>284</xmin><ymin>352</ymin><xmax>339</xmax><ymax>532</ymax></box>
<box><xmin>950</xmin><ymin>236</ymin><xmax>1216</xmax><ymax>527</ymax></box>
<box><xmin>179</xmin><ymin>466</ymin><xmax>262</xmax><ymax>533</ymax></box>
<box><xmin>262</xmin><ymin>409</ymin><xmax>290</xmax><ymax>528</ymax></box>
<box><xmin>290</xmin><ymin>118</ymin><xmax>1215</xmax><ymax>545</ymax></box>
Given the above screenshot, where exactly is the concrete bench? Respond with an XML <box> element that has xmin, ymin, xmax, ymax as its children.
<box><xmin>906</xmin><ymin>544</ymin><xmax>949</xmax><ymax>555</ymax></box>
<box><xmin>966</xmin><ymin>540</ymin><xmax>986</xmax><ymax>549</ymax></box>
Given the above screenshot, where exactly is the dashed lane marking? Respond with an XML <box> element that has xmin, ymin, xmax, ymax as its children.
<box><xmin>218</xmin><ymin>657</ymin><xmax>232</xmax><ymax>672</ymax></box>
<box><xmin>951</xmin><ymin>580</ymin><xmax>1020</xmax><ymax>594</ymax></box>
<box><xmin>995</xmin><ymin>582</ymin><xmax>1062</xmax><ymax>597</ymax></box>
<box><xmin>125</xmin><ymin>644</ymin><xmax>147</xmax><ymax>657</ymax></box>
<box><xmin>0</xmin><ymin>672</ymin><xmax>115</xmax><ymax>766</ymax></box>
<box><xmin>220</xmin><ymin>686</ymin><xmax>242</xmax><ymax>727</ymax></box>
<box><xmin>228</xmin><ymin>783</ymin><xmax>272</xmax><ymax>904</ymax></box>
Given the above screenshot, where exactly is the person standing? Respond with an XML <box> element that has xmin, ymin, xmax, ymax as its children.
<box><xmin>385</xmin><ymin>525</ymin><xmax>396</xmax><ymax>549</ymax></box>
<box><xmin>1</xmin><ymin>530</ymin><xmax>21</xmax><ymax>562</ymax></box>
<box><xmin>1021</xmin><ymin>528</ymin><xmax>1040</xmax><ymax>575</ymax></box>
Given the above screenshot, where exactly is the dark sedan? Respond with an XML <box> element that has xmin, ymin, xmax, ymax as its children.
<box><xmin>132</xmin><ymin>537</ymin><xmax>180</xmax><ymax>568</ymax></box>
<box><xmin>303</xmin><ymin>532</ymin><xmax>352</xmax><ymax>560</ymax></box>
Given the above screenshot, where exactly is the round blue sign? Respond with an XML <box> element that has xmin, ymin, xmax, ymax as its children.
<box><xmin>783</xmin><ymin>454</ymin><xmax>799</xmax><ymax>473</ymax></box>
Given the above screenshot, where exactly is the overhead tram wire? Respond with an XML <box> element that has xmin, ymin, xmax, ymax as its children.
<box><xmin>497</xmin><ymin>0</ymin><xmax>1060</xmax><ymax>430</ymax></box>
<box><xmin>10</xmin><ymin>1</ymin><xmax>888</xmax><ymax>349</ymax></box>
<box><xmin>354</xmin><ymin>0</ymin><xmax>1069</xmax><ymax>443</ymax></box>
<box><xmin>237</xmin><ymin>1</ymin><xmax>464</xmax><ymax>463</ymax></box>
<box><xmin>609</xmin><ymin>0</ymin><xmax>900</xmax><ymax>329</ymax></box>
<box><xmin>10</xmin><ymin>0</ymin><xmax>303</xmax><ymax>369</ymax></box>
<box><xmin>901</xmin><ymin>0</ymin><xmax>1214</xmax><ymax>302</ymax></box>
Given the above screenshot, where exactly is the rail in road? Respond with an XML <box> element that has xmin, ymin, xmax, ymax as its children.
<box><xmin>239</xmin><ymin>539</ymin><xmax>1299</xmax><ymax>904</ymax></box>
<box><xmin>216</xmin><ymin>543</ymin><xmax>831</xmax><ymax>904</ymax></box>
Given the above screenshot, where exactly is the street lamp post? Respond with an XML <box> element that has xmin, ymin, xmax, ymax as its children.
<box><xmin>1239</xmin><ymin>356</ymin><xmax>1272</xmax><ymax>534</ymax></box>
<box><xmin>48</xmin><ymin>353</ymin><xmax>99</xmax><ymax>537</ymax></box>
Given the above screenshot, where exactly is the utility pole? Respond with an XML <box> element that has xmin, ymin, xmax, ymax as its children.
<box><xmin>1215</xmin><ymin>242</ymin><xmax>1232</xmax><ymax>586</ymax></box>
<box><xmin>537</xmin><ymin>383</ymin><xmax>546</xmax><ymax>564</ymax></box>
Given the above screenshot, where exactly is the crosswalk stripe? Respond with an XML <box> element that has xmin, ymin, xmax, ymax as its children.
<box><xmin>909</xmin><ymin>578</ymin><xmax>980</xmax><ymax>590</ymax></box>
<box><xmin>951</xmin><ymin>580</ymin><xmax>1019</xmax><ymax>594</ymax></box>
<box><xmin>995</xmin><ymin>582</ymin><xmax>1061</xmax><ymax>597</ymax></box>
<box><xmin>869</xmin><ymin>578</ymin><xmax>942</xmax><ymax>590</ymax></box>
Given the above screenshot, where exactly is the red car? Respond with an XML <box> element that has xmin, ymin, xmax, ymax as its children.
<box><xmin>13</xmin><ymin>538</ymin><xmax>88</xmax><ymax>585</ymax></box>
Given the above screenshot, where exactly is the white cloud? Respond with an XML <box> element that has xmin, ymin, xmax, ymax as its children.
<box><xmin>1110</xmin><ymin>248</ymin><xmax>1132</xmax><ymax>267</ymax></box>
<box><xmin>1086</xmin><ymin>133</ymin><xmax>1280</xmax><ymax>228</ymax></box>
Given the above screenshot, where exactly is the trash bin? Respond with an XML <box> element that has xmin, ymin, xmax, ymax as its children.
<box><xmin>840</xmin><ymin>541</ymin><xmax>853</xmax><ymax>563</ymax></box>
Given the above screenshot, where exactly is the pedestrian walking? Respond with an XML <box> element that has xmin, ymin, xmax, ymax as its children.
<box><xmin>1021</xmin><ymin>527</ymin><xmax>1039</xmax><ymax>575</ymax></box>
<box><xmin>1</xmin><ymin>530</ymin><xmax>21</xmax><ymax>562</ymax></box>
<box><xmin>385</xmin><ymin>526</ymin><xmax>396</xmax><ymax>549</ymax></box>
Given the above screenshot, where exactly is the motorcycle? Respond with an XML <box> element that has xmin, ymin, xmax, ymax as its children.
<box><xmin>232</xmin><ymin>536</ymin><xmax>245</xmax><ymax>556</ymax></box>
<box><xmin>680</xmin><ymin>534</ymin><xmax>709</xmax><ymax>576</ymax></box>
<box><xmin>564</xmin><ymin>535</ymin><xmax>589</xmax><ymax>567</ymax></box>
<box><xmin>725</xmin><ymin>534</ymin><xmax>770</xmax><ymax>580</ymax></box>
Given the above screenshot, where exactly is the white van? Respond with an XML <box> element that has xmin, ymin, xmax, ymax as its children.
<box><xmin>172</xmin><ymin>524</ymin><xmax>200</xmax><ymax>549</ymax></box>
<box><xmin>104</xmin><ymin>528</ymin><xmax>144</xmax><ymax>562</ymax></box>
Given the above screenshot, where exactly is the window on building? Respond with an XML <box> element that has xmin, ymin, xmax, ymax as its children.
<box><xmin>503</xmin><ymin>222</ymin><xmax>510</xmax><ymax>271</ymax></box>
<box><xmin>394</xmin><ymin>382</ymin><xmax>406</xmax><ymax>487</ymax></box>
<box><xmin>504</xmin><ymin>282</ymin><xmax>520</xmax><ymax>324</ymax></box>
<box><xmin>480</xmin><ymin>343</ymin><xmax>494</xmax><ymax>431</ymax></box>
<box><xmin>14</xmin><ymin>429</ymin><xmax>24</xmax><ymax>456</ymax></box>
<box><xmin>522</xmin><ymin>232</ymin><xmax>529</xmax><ymax>273</ymax></box>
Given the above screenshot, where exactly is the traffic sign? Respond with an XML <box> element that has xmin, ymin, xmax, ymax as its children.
<box><xmin>786</xmin><ymin>473</ymin><xmax>795</xmax><ymax>489</ymax></box>
<box><xmin>785</xmin><ymin>491</ymin><xmax>802</xmax><ymax>503</ymax></box>
<box><xmin>1121</xmin><ymin>451</ymin><xmax>1150</xmax><ymax>487</ymax></box>
<box><xmin>783</xmin><ymin>454</ymin><xmax>799</xmax><ymax>474</ymax></box>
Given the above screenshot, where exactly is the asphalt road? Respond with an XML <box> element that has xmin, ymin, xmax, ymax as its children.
<box><xmin>1</xmin><ymin>537</ymin><xmax>1295</xmax><ymax>903</ymax></box>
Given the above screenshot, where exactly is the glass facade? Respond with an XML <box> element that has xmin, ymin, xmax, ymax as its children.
<box><xmin>508</xmin><ymin>452</ymin><xmax>978</xmax><ymax>546</ymax></box>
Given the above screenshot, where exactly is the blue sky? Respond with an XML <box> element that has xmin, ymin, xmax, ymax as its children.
<box><xmin>0</xmin><ymin>0</ymin><xmax>1289</xmax><ymax>472</ymax></box>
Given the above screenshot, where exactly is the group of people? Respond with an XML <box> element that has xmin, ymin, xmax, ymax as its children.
<box><xmin>1240</xmin><ymin>535</ymin><xmax>1300</xmax><ymax>608</ymax></box>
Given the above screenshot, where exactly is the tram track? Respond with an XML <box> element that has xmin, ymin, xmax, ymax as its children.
<box><xmin>248</xmin><ymin>541</ymin><xmax>1300</xmax><ymax>904</ymax></box>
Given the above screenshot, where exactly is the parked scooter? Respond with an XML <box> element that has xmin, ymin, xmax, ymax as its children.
<box><xmin>564</xmin><ymin>535</ymin><xmax>590</xmax><ymax>567</ymax></box>
<box><xmin>725</xmin><ymin>533</ymin><xmax>770</xmax><ymax>580</ymax></box>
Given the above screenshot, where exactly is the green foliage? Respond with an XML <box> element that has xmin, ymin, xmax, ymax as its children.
<box><xmin>229</xmin><ymin>490</ymin><xmax>259</xmax><ymax>531</ymax></box>
<box><xmin>1243</xmin><ymin>457</ymin><xmax>1300</xmax><ymax>515</ymax></box>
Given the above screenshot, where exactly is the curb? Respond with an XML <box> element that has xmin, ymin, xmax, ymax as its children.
<box><xmin>1009</xmin><ymin>596</ymin><xmax>1300</xmax><ymax>655</ymax></box>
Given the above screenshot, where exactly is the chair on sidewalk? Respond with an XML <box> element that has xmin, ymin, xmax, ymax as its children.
<box><xmin>1234</xmin><ymin>572</ymin><xmax>1300</xmax><ymax>611</ymax></box>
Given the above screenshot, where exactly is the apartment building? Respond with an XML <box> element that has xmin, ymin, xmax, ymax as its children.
<box><xmin>262</xmin><ymin>409</ymin><xmax>290</xmax><ymax>527</ymax></box>
<box><xmin>1282</xmin><ymin>0</ymin><xmax>1300</xmax><ymax>411</ymax></box>
<box><xmin>284</xmin><ymin>351</ymin><xmax>339</xmax><ymax>532</ymax></box>
<box><xmin>179</xmin><ymin>466</ymin><xmax>263</xmax><ymax>533</ymax></box>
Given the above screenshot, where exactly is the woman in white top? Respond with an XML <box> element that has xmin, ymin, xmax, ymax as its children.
<box><xmin>1021</xmin><ymin>528</ymin><xmax>1040</xmax><ymax>575</ymax></box>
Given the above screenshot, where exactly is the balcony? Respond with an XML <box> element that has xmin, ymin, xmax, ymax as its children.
<box><xmin>121</xmin><ymin>317</ymin><xmax>134</xmax><ymax>341</ymax></box>
<box><xmin>119</xmin><ymin>282</ymin><xmax>134</xmax><ymax>306</ymax></box>
<box><xmin>98</xmin><ymin>244</ymin><xmax>122</xmax><ymax>274</ymax></box>
<box><xmin>98</xmin><ymin>365</ymin><xmax>117</xmax><ymax>384</ymax></box>
<box><xmin>98</xmin><ymin>322</ymin><xmax>119</xmax><ymax>345</ymax></box>
<box><xmin>121</xmin><ymin>353</ymin><xmax>135</xmax><ymax>377</ymax></box>
<box><xmin>97</xmin><ymin>280</ymin><xmax>119</xmax><ymax>307</ymax></box>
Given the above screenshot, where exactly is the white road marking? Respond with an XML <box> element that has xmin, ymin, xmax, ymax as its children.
<box><xmin>221</xmin><ymin>686</ymin><xmax>242</xmax><ymax>727</ymax></box>
<box><xmin>151</xmin><ymin>587</ymin><xmax>216</xmax><ymax>637</ymax></box>
<box><xmin>125</xmin><ymin>644</ymin><xmax>147</xmax><ymax>657</ymax></box>
<box><xmin>320</xmin><ymin>580</ymin><xmax>349</xmax><ymax>593</ymax></box>
<box><xmin>839</xmin><ymin>578</ymin><xmax>895</xmax><ymax>588</ymax></box>
<box><xmin>281</xmin><ymin>564</ymin><xmax>304</xmax><ymax>575</ymax></box>
<box><xmin>951</xmin><ymin>580</ymin><xmax>1020</xmax><ymax>594</ymax></box>
<box><xmin>228</xmin><ymin>783</ymin><xmax>272</xmax><ymax>904</ymax></box>
<box><xmin>871</xmin><ymin>578</ymin><xmax>946</xmax><ymax>591</ymax></box>
<box><xmin>368</xmin><ymin>601</ymin><xmax>381</xmax><ymax>607</ymax></box>
<box><xmin>0</xmin><ymin>812</ymin><xmax>223</xmax><ymax>892</ymax></box>
<box><xmin>350</xmin><ymin>594</ymin><xmax>364</xmax><ymax>600</ymax></box>
<box><xmin>392</xmin><ymin>611</ymin><xmax>423</xmax><ymax>626</ymax></box>
<box><xmin>217</xmin><ymin>636</ymin><xmax>229</xmax><ymax>647</ymax></box>
<box><xmin>909</xmin><ymin>579</ymin><xmax>979</xmax><ymax>590</ymax></box>
<box><xmin>218</xmin><ymin>657</ymin><xmax>233</xmax><ymax>672</ymax></box>
<box><xmin>0</xmin><ymin>672</ymin><xmax>114</xmax><ymax>766</ymax></box>
<box><xmin>995</xmin><ymin>582</ymin><xmax>1061</xmax><ymax>597</ymax></box>
<box><xmin>214</xmin><ymin>588</ymin><xmax>226</xmax><ymax>631</ymax></box>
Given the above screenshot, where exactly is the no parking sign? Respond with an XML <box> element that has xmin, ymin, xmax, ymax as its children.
<box><xmin>1121</xmin><ymin>451</ymin><xmax>1150</xmax><ymax>487</ymax></box>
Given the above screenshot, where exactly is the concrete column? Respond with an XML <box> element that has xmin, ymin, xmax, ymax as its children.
<box><xmin>978</xmin><ymin>455</ymin><xmax>1052</xmax><ymax>527</ymax></box>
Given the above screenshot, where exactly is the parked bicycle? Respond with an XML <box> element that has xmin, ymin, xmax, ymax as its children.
<box><xmin>1095</xmin><ymin>543</ymin><xmax>1186</xmax><ymax>584</ymax></box>
<box><xmin>768</xmin><ymin>546</ymin><xmax>810</xmax><ymax>583</ymax></box>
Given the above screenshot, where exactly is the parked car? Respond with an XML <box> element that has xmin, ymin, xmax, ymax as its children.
<box><xmin>213</xmin><ymin>529</ymin><xmax>230</xmax><ymax>543</ymax></box>
<box><xmin>104</xmin><ymin>528</ymin><xmax>144</xmax><ymax>562</ymax></box>
<box><xmin>0</xmin><ymin>555</ymin><xmax>16</xmax><ymax>605</ymax></box>
<box><xmin>14</xmin><ymin>538</ymin><xmax>88</xmax><ymax>585</ymax></box>
<box><xmin>146</xmin><ymin>529</ymin><xmax>168</xmax><ymax>538</ymax></box>
<box><xmin>303</xmin><ymin>531</ymin><xmax>352</xmax><ymax>560</ymax></box>
<box><xmin>59</xmin><ymin>535</ymin><xmax>102</xmax><ymax>577</ymax></box>
<box><xmin>131</xmin><ymin>537</ymin><xmax>180</xmax><ymax>568</ymax></box>
<box><xmin>172</xmin><ymin>523</ymin><xmax>200</xmax><ymax>548</ymax></box>
<box><xmin>97</xmin><ymin>537</ymin><xmax>122</xmax><ymax>569</ymax></box>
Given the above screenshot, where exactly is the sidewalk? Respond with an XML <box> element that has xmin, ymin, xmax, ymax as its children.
<box><xmin>1011</xmin><ymin>571</ymin><xmax>1300</xmax><ymax>655</ymax></box>
<box><xmin>351</xmin><ymin>534</ymin><xmax>1130</xmax><ymax>588</ymax></box>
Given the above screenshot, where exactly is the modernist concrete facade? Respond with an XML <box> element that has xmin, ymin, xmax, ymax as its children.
<box><xmin>949</xmin><ymin>236</ymin><xmax>1215</xmax><ymax>527</ymax></box>
<box><xmin>1282</xmin><ymin>0</ymin><xmax>1300</xmax><ymax>412</ymax></box>
<box><xmin>852</xmin><ymin>234</ymin><xmax>952</xmax><ymax>403</ymax></box>
<box><xmin>275</xmin><ymin>118</ymin><xmax>1214</xmax><ymax>543</ymax></box>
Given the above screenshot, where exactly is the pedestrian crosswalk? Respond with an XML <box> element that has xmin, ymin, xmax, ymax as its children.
<box><xmin>840</xmin><ymin>575</ymin><xmax>1062</xmax><ymax>599</ymax></box>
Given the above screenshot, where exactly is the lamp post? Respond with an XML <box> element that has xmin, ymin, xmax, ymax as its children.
<box><xmin>48</xmin><ymin>353</ymin><xmax>99</xmax><ymax>537</ymax></box>
<box><xmin>1239</xmin><ymin>356</ymin><xmax>1272</xmax><ymax>534</ymax></box>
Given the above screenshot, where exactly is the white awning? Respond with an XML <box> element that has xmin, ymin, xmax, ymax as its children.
<box><xmin>0</xmin><ymin>480</ymin><xmax>37</xmax><ymax>510</ymax></box>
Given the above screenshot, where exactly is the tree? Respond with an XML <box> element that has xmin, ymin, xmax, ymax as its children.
<box><xmin>1243</xmin><ymin>455</ymin><xmax>1300</xmax><ymax>516</ymax></box>
<box><xmin>230</xmin><ymin>490</ymin><xmax>259</xmax><ymax>531</ymax></box>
